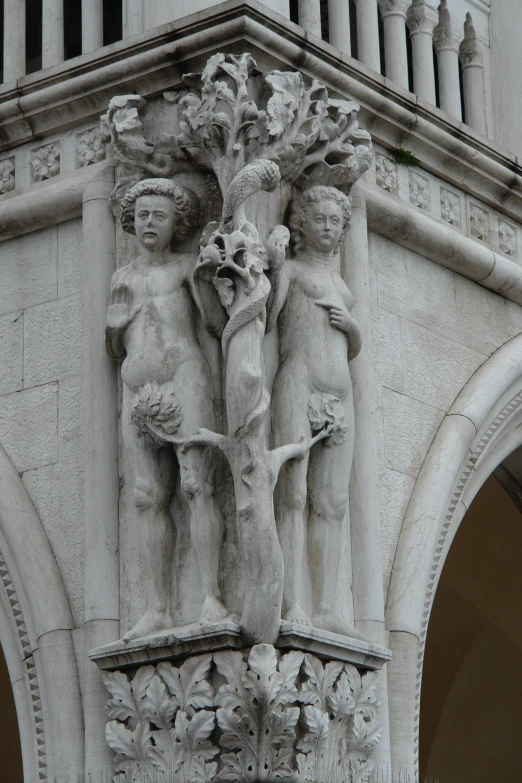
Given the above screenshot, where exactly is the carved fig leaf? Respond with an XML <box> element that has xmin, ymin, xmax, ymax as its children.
<box><xmin>299</xmin><ymin>654</ymin><xmax>344</xmax><ymax>709</ymax></box>
<box><xmin>265</xmin><ymin>71</ymin><xmax>305</xmax><ymax>138</ymax></box>
<box><xmin>103</xmin><ymin>671</ymin><xmax>141</xmax><ymax>726</ymax></box>
<box><xmin>142</xmin><ymin>673</ymin><xmax>177</xmax><ymax>732</ymax></box>
<box><xmin>157</xmin><ymin>654</ymin><xmax>213</xmax><ymax>715</ymax></box>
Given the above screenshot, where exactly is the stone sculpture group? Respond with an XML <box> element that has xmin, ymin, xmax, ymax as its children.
<box><xmin>104</xmin><ymin>52</ymin><xmax>373</xmax><ymax>647</ymax></box>
<box><xmin>100</xmin><ymin>52</ymin><xmax>383</xmax><ymax>783</ymax></box>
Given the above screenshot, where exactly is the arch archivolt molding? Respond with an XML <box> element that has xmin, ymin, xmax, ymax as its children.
<box><xmin>412</xmin><ymin>385</ymin><xmax>522</xmax><ymax>764</ymax></box>
<box><xmin>0</xmin><ymin>544</ymin><xmax>47</xmax><ymax>782</ymax></box>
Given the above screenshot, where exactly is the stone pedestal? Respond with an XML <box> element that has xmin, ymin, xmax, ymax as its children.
<box><xmin>91</xmin><ymin>625</ymin><xmax>390</xmax><ymax>783</ymax></box>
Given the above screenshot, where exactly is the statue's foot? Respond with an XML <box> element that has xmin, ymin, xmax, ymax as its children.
<box><xmin>199</xmin><ymin>594</ymin><xmax>230</xmax><ymax>626</ymax></box>
<box><xmin>313</xmin><ymin>611</ymin><xmax>367</xmax><ymax>641</ymax></box>
<box><xmin>283</xmin><ymin>605</ymin><xmax>312</xmax><ymax>626</ymax></box>
<box><xmin>123</xmin><ymin>610</ymin><xmax>173</xmax><ymax>642</ymax></box>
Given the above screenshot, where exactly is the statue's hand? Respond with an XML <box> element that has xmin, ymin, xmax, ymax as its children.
<box><xmin>266</xmin><ymin>225</ymin><xmax>290</xmax><ymax>272</ymax></box>
<box><xmin>318</xmin><ymin>303</ymin><xmax>356</xmax><ymax>334</ymax></box>
<box><xmin>107</xmin><ymin>284</ymin><xmax>142</xmax><ymax>331</ymax></box>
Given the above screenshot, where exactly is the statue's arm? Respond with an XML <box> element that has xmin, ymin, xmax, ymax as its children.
<box><xmin>105</xmin><ymin>272</ymin><xmax>140</xmax><ymax>361</ymax></box>
<box><xmin>347</xmin><ymin>310</ymin><xmax>362</xmax><ymax>361</ymax></box>
<box><xmin>266</xmin><ymin>266</ymin><xmax>290</xmax><ymax>333</ymax></box>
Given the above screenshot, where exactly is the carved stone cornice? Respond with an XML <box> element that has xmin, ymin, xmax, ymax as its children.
<box><xmin>433</xmin><ymin>0</ymin><xmax>462</xmax><ymax>53</ymax></box>
<box><xmin>377</xmin><ymin>0</ymin><xmax>409</xmax><ymax>19</ymax></box>
<box><xmin>406</xmin><ymin>0</ymin><xmax>438</xmax><ymax>35</ymax></box>
<box><xmin>459</xmin><ymin>12</ymin><xmax>483</xmax><ymax>67</ymax></box>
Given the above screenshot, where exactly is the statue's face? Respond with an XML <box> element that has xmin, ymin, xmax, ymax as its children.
<box><xmin>135</xmin><ymin>194</ymin><xmax>176</xmax><ymax>250</ymax></box>
<box><xmin>302</xmin><ymin>199</ymin><xmax>344</xmax><ymax>253</ymax></box>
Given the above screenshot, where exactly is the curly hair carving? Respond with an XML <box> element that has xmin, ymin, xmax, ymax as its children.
<box><xmin>120</xmin><ymin>178</ymin><xmax>200</xmax><ymax>239</ymax></box>
<box><xmin>289</xmin><ymin>186</ymin><xmax>351</xmax><ymax>256</ymax></box>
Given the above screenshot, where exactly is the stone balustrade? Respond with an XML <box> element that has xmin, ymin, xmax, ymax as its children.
<box><xmin>0</xmin><ymin>0</ymin><xmax>489</xmax><ymax>138</ymax></box>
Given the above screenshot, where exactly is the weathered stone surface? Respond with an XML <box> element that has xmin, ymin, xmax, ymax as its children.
<box><xmin>401</xmin><ymin>319</ymin><xmax>486</xmax><ymax>411</ymax></box>
<box><xmin>23</xmin><ymin>461</ymin><xmax>84</xmax><ymax>626</ymax></box>
<box><xmin>0</xmin><ymin>383</ymin><xmax>58</xmax><ymax>471</ymax></box>
<box><xmin>382</xmin><ymin>387</ymin><xmax>445</xmax><ymax>478</ymax></box>
<box><xmin>379</xmin><ymin>467</ymin><xmax>416</xmax><ymax>596</ymax></box>
<box><xmin>24</xmin><ymin>295</ymin><xmax>83</xmax><ymax>387</ymax></box>
<box><xmin>372</xmin><ymin>306</ymin><xmax>403</xmax><ymax>392</ymax></box>
<box><xmin>58</xmin><ymin>375</ymin><xmax>84</xmax><ymax>465</ymax></box>
<box><xmin>0</xmin><ymin>226</ymin><xmax>57</xmax><ymax>316</ymax></box>
<box><xmin>58</xmin><ymin>219</ymin><xmax>83</xmax><ymax>297</ymax></box>
<box><xmin>371</xmin><ymin>232</ymin><xmax>522</xmax><ymax>356</ymax></box>
<box><xmin>0</xmin><ymin>311</ymin><xmax>23</xmax><ymax>395</ymax></box>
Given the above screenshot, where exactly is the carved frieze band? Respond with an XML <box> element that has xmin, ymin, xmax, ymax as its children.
<box><xmin>103</xmin><ymin>644</ymin><xmax>382</xmax><ymax>783</ymax></box>
<box><xmin>0</xmin><ymin>552</ymin><xmax>47</xmax><ymax>781</ymax></box>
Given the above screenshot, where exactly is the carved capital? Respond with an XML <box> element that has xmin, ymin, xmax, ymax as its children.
<box><xmin>459</xmin><ymin>12</ymin><xmax>483</xmax><ymax>67</ymax></box>
<box><xmin>433</xmin><ymin>1</ymin><xmax>462</xmax><ymax>53</ymax></box>
<box><xmin>406</xmin><ymin>0</ymin><xmax>438</xmax><ymax>35</ymax></box>
<box><xmin>103</xmin><ymin>645</ymin><xmax>383</xmax><ymax>783</ymax></box>
<box><xmin>377</xmin><ymin>0</ymin><xmax>409</xmax><ymax>19</ymax></box>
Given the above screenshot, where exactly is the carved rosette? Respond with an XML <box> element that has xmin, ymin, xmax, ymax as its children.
<box><xmin>103</xmin><ymin>645</ymin><xmax>382</xmax><ymax>783</ymax></box>
<box><xmin>30</xmin><ymin>143</ymin><xmax>60</xmax><ymax>182</ymax></box>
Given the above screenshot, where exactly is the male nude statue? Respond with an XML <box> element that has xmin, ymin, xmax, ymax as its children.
<box><xmin>268</xmin><ymin>186</ymin><xmax>363</xmax><ymax>638</ymax></box>
<box><xmin>106</xmin><ymin>178</ymin><xmax>227</xmax><ymax>640</ymax></box>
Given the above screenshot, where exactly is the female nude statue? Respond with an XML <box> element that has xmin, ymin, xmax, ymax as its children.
<box><xmin>268</xmin><ymin>186</ymin><xmax>362</xmax><ymax>637</ymax></box>
<box><xmin>106</xmin><ymin>178</ymin><xmax>227</xmax><ymax>640</ymax></box>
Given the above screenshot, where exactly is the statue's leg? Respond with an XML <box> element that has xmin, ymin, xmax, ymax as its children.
<box><xmin>175</xmin><ymin>443</ymin><xmax>228</xmax><ymax>625</ymax></box>
<box><xmin>273</xmin><ymin>367</ymin><xmax>312</xmax><ymax>626</ymax></box>
<box><xmin>307</xmin><ymin>408</ymin><xmax>364</xmax><ymax>639</ymax></box>
<box><xmin>123</xmin><ymin>416</ymin><xmax>176</xmax><ymax>641</ymax></box>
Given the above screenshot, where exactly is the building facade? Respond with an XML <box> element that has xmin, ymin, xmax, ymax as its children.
<box><xmin>0</xmin><ymin>1</ymin><xmax>521</xmax><ymax>781</ymax></box>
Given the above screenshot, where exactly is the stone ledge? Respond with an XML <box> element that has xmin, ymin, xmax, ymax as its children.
<box><xmin>90</xmin><ymin>619</ymin><xmax>391</xmax><ymax>671</ymax></box>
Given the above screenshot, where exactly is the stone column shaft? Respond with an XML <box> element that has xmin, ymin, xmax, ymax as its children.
<box><xmin>3</xmin><ymin>0</ymin><xmax>26</xmax><ymax>82</ymax></box>
<box><xmin>379</xmin><ymin>0</ymin><xmax>409</xmax><ymax>89</ymax></box>
<box><xmin>82</xmin><ymin>169</ymin><xmax>120</xmax><ymax>778</ymax></box>
<box><xmin>433</xmin><ymin>0</ymin><xmax>462</xmax><ymax>120</ymax></box>
<box><xmin>81</xmin><ymin>0</ymin><xmax>103</xmax><ymax>53</ymax></box>
<box><xmin>42</xmin><ymin>0</ymin><xmax>64</xmax><ymax>68</ymax></box>
<box><xmin>328</xmin><ymin>0</ymin><xmax>351</xmax><ymax>55</ymax></box>
<box><xmin>355</xmin><ymin>0</ymin><xmax>381</xmax><ymax>73</ymax></box>
<box><xmin>344</xmin><ymin>188</ymin><xmax>392</xmax><ymax>775</ymax></box>
<box><xmin>298</xmin><ymin>0</ymin><xmax>322</xmax><ymax>38</ymax></box>
<box><xmin>459</xmin><ymin>13</ymin><xmax>486</xmax><ymax>135</ymax></box>
<box><xmin>407</xmin><ymin>0</ymin><xmax>438</xmax><ymax>105</ymax></box>
<box><xmin>123</xmin><ymin>0</ymin><xmax>143</xmax><ymax>38</ymax></box>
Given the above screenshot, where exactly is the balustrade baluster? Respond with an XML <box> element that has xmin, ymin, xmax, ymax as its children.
<box><xmin>3</xmin><ymin>0</ymin><xmax>26</xmax><ymax>82</ymax></box>
<box><xmin>354</xmin><ymin>0</ymin><xmax>381</xmax><ymax>73</ymax></box>
<box><xmin>81</xmin><ymin>0</ymin><xmax>103</xmax><ymax>53</ymax></box>
<box><xmin>42</xmin><ymin>0</ymin><xmax>64</xmax><ymax>68</ymax></box>
<box><xmin>378</xmin><ymin>0</ymin><xmax>409</xmax><ymax>88</ymax></box>
<box><xmin>433</xmin><ymin>0</ymin><xmax>462</xmax><ymax>120</ymax></box>
<box><xmin>459</xmin><ymin>12</ymin><xmax>486</xmax><ymax>135</ymax></box>
<box><xmin>407</xmin><ymin>0</ymin><xmax>438</xmax><ymax>104</ymax></box>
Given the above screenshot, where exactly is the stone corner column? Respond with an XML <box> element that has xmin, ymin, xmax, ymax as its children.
<box><xmin>82</xmin><ymin>166</ymin><xmax>120</xmax><ymax>779</ymax></box>
<box><xmin>407</xmin><ymin>0</ymin><xmax>438</xmax><ymax>105</ymax></box>
<box><xmin>459</xmin><ymin>12</ymin><xmax>486</xmax><ymax>135</ymax></box>
<box><xmin>298</xmin><ymin>0</ymin><xmax>322</xmax><ymax>39</ymax></box>
<box><xmin>433</xmin><ymin>0</ymin><xmax>463</xmax><ymax>121</ymax></box>
<box><xmin>378</xmin><ymin>0</ymin><xmax>410</xmax><ymax>90</ymax></box>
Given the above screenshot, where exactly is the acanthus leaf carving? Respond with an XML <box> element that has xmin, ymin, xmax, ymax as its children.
<box><xmin>104</xmin><ymin>647</ymin><xmax>382</xmax><ymax>783</ymax></box>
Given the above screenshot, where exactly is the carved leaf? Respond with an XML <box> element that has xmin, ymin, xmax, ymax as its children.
<box><xmin>214</xmin><ymin>651</ymin><xmax>250</xmax><ymax>713</ymax></box>
<box><xmin>142</xmin><ymin>673</ymin><xmax>177</xmax><ymax>732</ymax></box>
<box><xmin>328</xmin><ymin>666</ymin><xmax>359</xmax><ymax>717</ymax></box>
<box><xmin>243</xmin><ymin>644</ymin><xmax>283</xmax><ymax>708</ymax></box>
<box><xmin>157</xmin><ymin>653</ymin><xmax>213</xmax><ymax>714</ymax></box>
<box><xmin>103</xmin><ymin>671</ymin><xmax>141</xmax><ymax>725</ymax></box>
<box><xmin>106</xmin><ymin>719</ymin><xmax>153</xmax><ymax>765</ymax></box>
<box><xmin>147</xmin><ymin>726</ymin><xmax>181</xmax><ymax>779</ymax></box>
<box><xmin>275</xmin><ymin>651</ymin><xmax>304</xmax><ymax>705</ymax></box>
<box><xmin>265</xmin><ymin>71</ymin><xmax>305</xmax><ymax>138</ymax></box>
<box><xmin>175</xmin><ymin>709</ymin><xmax>219</xmax><ymax>783</ymax></box>
<box><xmin>356</xmin><ymin>670</ymin><xmax>381</xmax><ymax>722</ymax></box>
<box><xmin>299</xmin><ymin>655</ymin><xmax>343</xmax><ymax>710</ymax></box>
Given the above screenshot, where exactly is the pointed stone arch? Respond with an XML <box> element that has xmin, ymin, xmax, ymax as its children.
<box><xmin>0</xmin><ymin>444</ymin><xmax>84</xmax><ymax>781</ymax></box>
<box><xmin>385</xmin><ymin>332</ymin><xmax>522</xmax><ymax>779</ymax></box>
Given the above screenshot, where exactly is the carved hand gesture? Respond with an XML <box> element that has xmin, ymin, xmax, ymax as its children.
<box><xmin>318</xmin><ymin>303</ymin><xmax>356</xmax><ymax>334</ymax></box>
<box><xmin>107</xmin><ymin>284</ymin><xmax>142</xmax><ymax>331</ymax></box>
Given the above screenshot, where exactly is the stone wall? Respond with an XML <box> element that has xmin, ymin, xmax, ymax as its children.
<box><xmin>0</xmin><ymin>220</ymin><xmax>85</xmax><ymax>627</ymax></box>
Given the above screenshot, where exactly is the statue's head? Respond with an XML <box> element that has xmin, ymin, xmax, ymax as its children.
<box><xmin>289</xmin><ymin>186</ymin><xmax>351</xmax><ymax>256</ymax></box>
<box><xmin>121</xmin><ymin>178</ymin><xmax>200</xmax><ymax>251</ymax></box>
